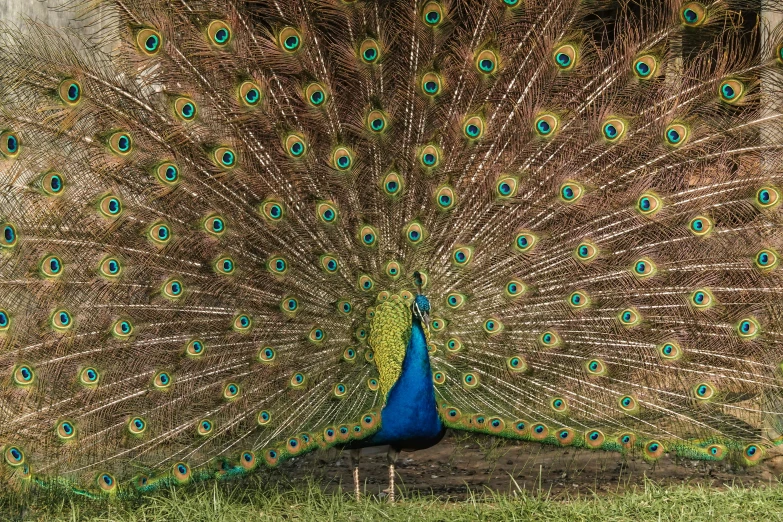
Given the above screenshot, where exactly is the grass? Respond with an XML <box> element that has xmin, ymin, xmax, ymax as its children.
<box><xmin>2</xmin><ymin>475</ymin><xmax>783</xmax><ymax>521</ymax></box>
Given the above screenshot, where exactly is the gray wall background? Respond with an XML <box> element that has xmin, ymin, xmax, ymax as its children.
<box><xmin>1</xmin><ymin>1</ymin><xmax>73</xmax><ymax>27</ymax></box>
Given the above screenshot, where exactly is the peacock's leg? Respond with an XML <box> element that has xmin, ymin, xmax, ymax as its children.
<box><xmin>388</xmin><ymin>464</ymin><xmax>395</xmax><ymax>503</ymax></box>
<box><xmin>349</xmin><ymin>449</ymin><xmax>361</xmax><ymax>501</ymax></box>
<box><xmin>386</xmin><ymin>447</ymin><xmax>400</xmax><ymax>503</ymax></box>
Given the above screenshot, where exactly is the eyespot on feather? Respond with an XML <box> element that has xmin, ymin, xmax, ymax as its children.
<box><xmin>79</xmin><ymin>367</ymin><xmax>100</xmax><ymax>386</ymax></box>
<box><xmin>284</xmin><ymin>134</ymin><xmax>307</xmax><ymax>158</ymax></box>
<box><xmin>359</xmin><ymin>39</ymin><xmax>381</xmax><ymax>64</ymax></box>
<box><xmin>58</xmin><ymin>79</ymin><xmax>82</xmax><ymax>106</ymax></box>
<box><xmin>305</xmin><ymin>82</ymin><xmax>328</xmax><ymax>107</ymax></box>
<box><xmin>366</xmin><ymin>110</ymin><xmax>388</xmax><ymax>133</ymax></box>
<box><xmin>680</xmin><ymin>2</ymin><xmax>706</xmax><ymax>27</ymax></box>
<box><xmin>689</xmin><ymin>215</ymin><xmax>713</xmax><ymax>236</ymax></box>
<box><xmin>173</xmin><ymin>97</ymin><xmax>197</xmax><ymax>121</ymax></box>
<box><xmin>358</xmin><ymin>224</ymin><xmax>378</xmax><ymax>247</ymax></box>
<box><xmin>1</xmin><ymin>222</ymin><xmax>18</xmax><ymax>248</ymax></box>
<box><xmin>98</xmin><ymin>195</ymin><xmax>123</xmax><ymax>219</ymax></box>
<box><xmin>633</xmin><ymin>54</ymin><xmax>659</xmax><ymax>79</ymax></box>
<box><xmin>568</xmin><ymin>290</ymin><xmax>590</xmax><ymax>309</ymax></box>
<box><xmin>664</xmin><ymin>123</ymin><xmax>689</xmax><ymax>147</ymax></box>
<box><xmin>0</xmin><ymin>130</ymin><xmax>20</xmax><ymax>158</ymax></box>
<box><xmin>422</xmin><ymin>1</ymin><xmax>444</xmax><ymax>27</ymax></box>
<box><xmin>644</xmin><ymin>440</ymin><xmax>664</xmax><ymax>459</ymax></box>
<box><xmin>279</xmin><ymin>295</ymin><xmax>300</xmax><ymax>316</ymax></box>
<box><xmin>736</xmin><ymin>317</ymin><xmax>760</xmax><ymax>339</ymax></box>
<box><xmin>575</xmin><ymin>241</ymin><xmax>598</xmax><ymax>262</ymax></box>
<box><xmin>128</xmin><ymin>416</ymin><xmax>147</xmax><ymax>435</ymax></box>
<box><xmin>107</xmin><ymin>131</ymin><xmax>132</xmax><ymax>156</ymax></box>
<box><xmin>755</xmin><ymin>249</ymin><xmax>779</xmax><ymax>271</ymax></box>
<box><xmin>97</xmin><ymin>473</ymin><xmax>117</xmax><ymax>493</ymax></box>
<box><xmin>317</xmin><ymin>201</ymin><xmax>339</xmax><ymax>224</ymax></box>
<box><xmin>421</xmin><ymin>72</ymin><xmax>443</xmax><ymax>96</ymax></box>
<box><xmin>239</xmin><ymin>81</ymin><xmax>263</xmax><ymax>107</ymax></box>
<box><xmin>39</xmin><ymin>254</ymin><xmax>63</xmax><ymax>279</ymax></box>
<box><xmin>215</xmin><ymin>256</ymin><xmax>236</xmax><ymax>275</ymax></box>
<box><xmin>382</xmin><ymin>171</ymin><xmax>404</xmax><ymax>197</ymax></box>
<box><xmin>689</xmin><ymin>288</ymin><xmax>714</xmax><ymax>309</ymax></box>
<box><xmin>534</xmin><ymin>113</ymin><xmax>559</xmax><ymax>138</ymax></box>
<box><xmin>232</xmin><ymin>313</ymin><xmax>252</xmax><ymax>332</ymax></box>
<box><xmin>51</xmin><ymin>309</ymin><xmax>74</xmax><ymax>331</ymax></box>
<box><xmin>13</xmin><ymin>364</ymin><xmax>35</xmax><ymax>386</ymax></box>
<box><xmin>556</xmin><ymin>428</ymin><xmax>574</xmax><ymax>446</ymax></box>
<box><xmin>207</xmin><ymin>20</ymin><xmax>232</xmax><ymax>47</ymax></box>
<box><xmin>506</xmin><ymin>356</ymin><xmax>527</xmax><ymax>373</ymax></box>
<box><xmin>258</xmin><ymin>346</ymin><xmax>276</xmax><ymax>363</ymax></box>
<box><xmin>513</xmin><ymin>231</ymin><xmax>538</xmax><ymax>253</ymax></box>
<box><xmin>538</xmin><ymin>330</ymin><xmax>561</xmax><ymax>348</ymax></box>
<box><xmin>755</xmin><ymin>186</ymin><xmax>780</xmax><ymax>210</ymax></box>
<box><xmin>223</xmin><ymin>382</ymin><xmax>241</xmax><ymax>400</ymax></box>
<box><xmin>136</xmin><ymin>28</ymin><xmax>163</xmax><ymax>55</ymax></box>
<box><xmin>186</xmin><ymin>339</ymin><xmax>205</xmax><ymax>358</ymax></box>
<box><xmin>530</xmin><ymin>423</ymin><xmax>549</xmax><ymax>441</ymax></box>
<box><xmin>658</xmin><ymin>341</ymin><xmax>683</xmax><ymax>361</ymax></box>
<box><xmin>278</xmin><ymin>27</ymin><xmax>303</xmax><ymax>53</ymax></box>
<box><xmin>0</xmin><ymin>308</ymin><xmax>11</xmax><ymax>333</ymax></box>
<box><xmin>161</xmin><ymin>278</ymin><xmax>184</xmax><ymax>299</ymax></box>
<box><xmin>212</xmin><ymin>146</ymin><xmax>237</xmax><ymax>169</ymax></box>
<box><xmin>258</xmin><ymin>411</ymin><xmax>272</xmax><ymax>426</ymax></box>
<box><xmin>483</xmin><ymin>318</ymin><xmax>503</xmax><ymax>334</ymax></box>
<box><xmin>552</xmin><ymin>44</ymin><xmax>578</xmax><ymax>71</ymax></box>
<box><xmin>719</xmin><ymin>79</ymin><xmax>745</xmax><ymax>104</ymax></box>
<box><xmin>260</xmin><ymin>199</ymin><xmax>285</xmax><ymax>222</ymax></box>
<box><xmin>618</xmin><ymin>308</ymin><xmax>642</xmax><ymax>327</ymax></box>
<box><xmin>435</xmin><ymin>185</ymin><xmax>457</xmax><ymax>211</ymax></box>
<box><xmin>419</xmin><ymin>144</ymin><xmax>442</xmax><ymax>168</ymax></box>
<box><xmin>636</xmin><ymin>192</ymin><xmax>662</xmax><ymax>216</ymax></box>
<box><xmin>332</xmin><ymin>147</ymin><xmax>354</xmax><ymax>171</ymax></box>
<box><xmin>111</xmin><ymin>318</ymin><xmax>134</xmax><ymax>339</ymax></box>
<box><xmin>463</xmin><ymin>115</ymin><xmax>485</xmax><ymax>140</ymax></box>
<box><xmin>559</xmin><ymin>181</ymin><xmax>584</xmax><ymax>203</ymax></box>
<box><xmin>203</xmin><ymin>214</ymin><xmax>227</xmax><ymax>237</ymax></box>
<box><xmin>601</xmin><ymin>118</ymin><xmax>627</xmax><ymax>142</ymax></box>
<box><xmin>357</xmin><ymin>274</ymin><xmax>375</xmax><ymax>292</ymax></box>
<box><xmin>475</xmin><ymin>49</ymin><xmax>499</xmax><ymax>74</ymax></box>
<box><xmin>154</xmin><ymin>162</ymin><xmax>180</xmax><ymax>186</ymax></box>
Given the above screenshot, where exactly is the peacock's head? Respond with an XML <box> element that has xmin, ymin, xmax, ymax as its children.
<box><xmin>412</xmin><ymin>294</ymin><xmax>430</xmax><ymax>328</ymax></box>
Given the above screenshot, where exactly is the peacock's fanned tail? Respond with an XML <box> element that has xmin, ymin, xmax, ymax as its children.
<box><xmin>2</xmin><ymin>0</ymin><xmax>783</xmax><ymax>494</ymax></box>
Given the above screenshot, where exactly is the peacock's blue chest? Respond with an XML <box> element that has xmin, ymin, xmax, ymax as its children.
<box><xmin>365</xmin><ymin>321</ymin><xmax>444</xmax><ymax>448</ymax></box>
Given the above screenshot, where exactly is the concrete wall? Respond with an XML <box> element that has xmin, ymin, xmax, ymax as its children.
<box><xmin>0</xmin><ymin>1</ymin><xmax>74</xmax><ymax>27</ymax></box>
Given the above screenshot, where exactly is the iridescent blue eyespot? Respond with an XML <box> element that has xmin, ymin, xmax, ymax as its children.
<box><xmin>2</xmin><ymin>223</ymin><xmax>17</xmax><ymax>248</ymax></box>
<box><xmin>476</xmin><ymin>50</ymin><xmax>498</xmax><ymax>74</ymax></box>
<box><xmin>136</xmin><ymin>28</ymin><xmax>162</xmax><ymax>55</ymax></box>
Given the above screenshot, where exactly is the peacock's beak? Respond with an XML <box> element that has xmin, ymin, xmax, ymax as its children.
<box><xmin>421</xmin><ymin>311</ymin><xmax>430</xmax><ymax>330</ymax></box>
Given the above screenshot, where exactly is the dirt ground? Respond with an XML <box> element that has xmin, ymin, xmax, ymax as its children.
<box><xmin>277</xmin><ymin>431</ymin><xmax>783</xmax><ymax>499</ymax></box>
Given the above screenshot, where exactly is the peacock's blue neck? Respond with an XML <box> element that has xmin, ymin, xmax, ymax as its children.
<box><xmin>365</xmin><ymin>319</ymin><xmax>444</xmax><ymax>448</ymax></box>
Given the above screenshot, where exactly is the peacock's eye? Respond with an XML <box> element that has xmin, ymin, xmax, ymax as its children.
<box><xmin>208</xmin><ymin>20</ymin><xmax>232</xmax><ymax>47</ymax></box>
<box><xmin>136</xmin><ymin>28</ymin><xmax>162</xmax><ymax>55</ymax></box>
<box><xmin>633</xmin><ymin>55</ymin><xmax>658</xmax><ymax>79</ymax></box>
<box><xmin>285</xmin><ymin>134</ymin><xmax>307</xmax><ymax>158</ymax></box>
<box><xmin>422</xmin><ymin>1</ymin><xmax>444</xmax><ymax>26</ymax></box>
<box><xmin>239</xmin><ymin>81</ymin><xmax>262</xmax><ymax>107</ymax></box>
<box><xmin>360</xmin><ymin>39</ymin><xmax>381</xmax><ymax>64</ymax></box>
<box><xmin>475</xmin><ymin>50</ymin><xmax>498</xmax><ymax>74</ymax></box>
<box><xmin>278</xmin><ymin>27</ymin><xmax>302</xmax><ymax>52</ymax></box>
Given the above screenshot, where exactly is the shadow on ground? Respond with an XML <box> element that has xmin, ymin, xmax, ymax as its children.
<box><xmin>276</xmin><ymin>431</ymin><xmax>783</xmax><ymax>499</ymax></box>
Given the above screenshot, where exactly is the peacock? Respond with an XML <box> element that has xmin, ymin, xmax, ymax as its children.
<box><xmin>3</xmin><ymin>0</ymin><xmax>783</xmax><ymax>503</ymax></box>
